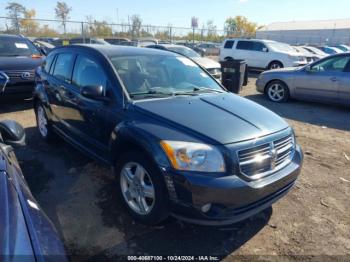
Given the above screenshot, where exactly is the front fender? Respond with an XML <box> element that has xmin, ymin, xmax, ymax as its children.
<box><xmin>109</xmin><ymin>121</ymin><xmax>170</xmax><ymax>168</ymax></box>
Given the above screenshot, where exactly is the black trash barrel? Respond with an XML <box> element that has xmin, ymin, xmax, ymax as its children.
<box><xmin>220</xmin><ymin>60</ymin><xmax>247</xmax><ymax>94</ymax></box>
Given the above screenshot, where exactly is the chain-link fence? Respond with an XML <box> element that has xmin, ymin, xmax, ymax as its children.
<box><xmin>0</xmin><ymin>16</ymin><xmax>233</xmax><ymax>43</ymax></box>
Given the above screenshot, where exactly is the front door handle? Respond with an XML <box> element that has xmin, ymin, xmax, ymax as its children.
<box><xmin>330</xmin><ymin>77</ymin><xmax>338</xmax><ymax>82</ymax></box>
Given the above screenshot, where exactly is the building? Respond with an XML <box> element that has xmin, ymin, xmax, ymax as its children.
<box><xmin>257</xmin><ymin>19</ymin><xmax>350</xmax><ymax>45</ymax></box>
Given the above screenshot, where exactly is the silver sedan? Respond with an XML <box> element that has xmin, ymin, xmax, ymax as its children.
<box><xmin>256</xmin><ymin>53</ymin><xmax>350</xmax><ymax>106</ymax></box>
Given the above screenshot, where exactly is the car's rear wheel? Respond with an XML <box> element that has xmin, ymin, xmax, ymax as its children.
<box><xmin>268</xmin><ymin>61</ymin><xmax>283</xmax><ymax>70</ymax></box>
<box><xmin>265</xmin><ymin>80</ymin><xmax>290</xmax><ymax>102</ymax></box>
<box><xmin>35</xmin><ymin>103</ymin><xmax>56</xmax><ymax>142</ymax></box>
<box><xmin>115</xmin><ymin>150</ymin><xmax>169</xmax><ymax>225</ymax></box>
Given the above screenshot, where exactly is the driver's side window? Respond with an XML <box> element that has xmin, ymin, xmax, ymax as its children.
<box><xmin>311</xmin><ymin>56</ymin><xmax>350</xmax><ymax>72</ymax></box>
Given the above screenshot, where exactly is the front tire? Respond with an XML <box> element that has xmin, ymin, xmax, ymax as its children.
<box><xmin>268</xmin><ymin>61</ymin><xmax>283</xmax><ymax>70</ymax></box>
<box><xmin>35</xmin><ymin>103</ymin><xmax>56</xmax><ymax>142</ymax></box>
<box><xmin>115</xmin><ymin>150</ymin><xmax>169</xmax><ymax>225</ymax></box>
<box><xmin>265</xmin><ymin>80</ymin><xmax>290</xmax><ymax>103</ymax></box>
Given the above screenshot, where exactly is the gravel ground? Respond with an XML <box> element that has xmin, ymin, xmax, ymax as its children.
<box><xmin>0</xmin><ymin>77</ymin><xmax>349</xmax><ymax>261</ymax></box>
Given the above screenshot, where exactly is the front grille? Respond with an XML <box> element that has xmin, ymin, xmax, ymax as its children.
<box><xmin>237</xmin><ymin>134</ymin><xmax>294</xmax><ymax>180</ymax></box>
<box><xmin>5</xmin><ymin>70</ymin><xmax>35</xmax><ymax>81</ymax></box>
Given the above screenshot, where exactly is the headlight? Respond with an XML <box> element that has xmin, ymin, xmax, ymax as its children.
<box><xmin>160</xmin><ymin>140</ymin><xmax>226</xmax><ymax>172</ymax></box>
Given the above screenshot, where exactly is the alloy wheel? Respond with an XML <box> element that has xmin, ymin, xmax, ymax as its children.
<box><xmin>268</xmin><ymin>83</ymin><xmax>285</xmax><ymax>102</ymax></box>
<box><xmin>120</xmin><ymin>162</ymin><xmax>155</xmax><ymax>215</ymax></box>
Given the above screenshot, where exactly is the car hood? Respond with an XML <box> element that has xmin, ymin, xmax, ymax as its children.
<box><xmin>134</xmin><ymin>93</ymin><xmax>289</xmax><ymax>144</ymax></box>
<box><xmin>0</xmin><ymin>57</ymin><xmax>43</xmax><ymax>71</ymax></box>
<box><xmin>191</xmin><ymin>57</ymin><xmax>220</xmax><ymax>69</ymax></box>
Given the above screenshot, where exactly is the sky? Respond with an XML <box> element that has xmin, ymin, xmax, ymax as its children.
<box><xmin>1</xmin><ymin>0</ymin><xmax>350</xmax><ymax>29</ymax></box>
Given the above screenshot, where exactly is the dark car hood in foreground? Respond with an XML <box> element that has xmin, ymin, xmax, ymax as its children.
<box><xmin>0</xmin><ymin>57</ymin><xmax>43</xmax><ymax>71</ymax></box>
<box><xmin>134</xmin><ymin>93</ymin><xmax>289</xmax><ymax>144</ymax></box>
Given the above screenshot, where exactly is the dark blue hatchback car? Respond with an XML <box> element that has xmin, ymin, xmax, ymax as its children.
<box><xmin>34</xmin><ymin>45</ymin><xmax>303</xmax><ymax>225</ymax></box>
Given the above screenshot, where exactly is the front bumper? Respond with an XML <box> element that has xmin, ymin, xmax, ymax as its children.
<box><xmin>164</xmin><ymin>145</ymin><xmax>303</xmax><ymax>226</ymax></box>
<box><xmin>1</xmin><ymin>82</ymin><xmax>35</xmax><ymax>95</ymax></box>
<box><xmin>256</xmin><ymin>77</ymin><xmax>267</xmax><ymax>93</ymax></box>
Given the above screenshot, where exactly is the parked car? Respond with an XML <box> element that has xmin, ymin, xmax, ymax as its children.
<box><xmin>33</xmin><ymin>45</ymin><xmax>303</xmax><ymax>226</ymax></box>
<box><xmin>0</xmin><ymin>120</ymin><xmax>67</xmax><ymax>259</ymax></box>
<box><xmin>104</xmin><ymin>38</ymin><xmax>131</xmax><ymax>45</ymax></box>
<box><xmin>220</xmin><ymin>39</ymin><xmax>307</xmax><ymax>70</ymax></box>
<box><xmin>301</xmin><ymin>46</ymin><xmax>328</xmax><ymax>58</ymax></box>
<box><xmin>332</xmin><ymin>45</ymin><xmax>350</xmax><ymax>52</ymax></box>
<box><xmin>52</xmin><ymin>37</ymin><xmax>110</xmax><ymax>46</ymax></box>
<box><xmin>256</xmin><ymin>53</ymin><xmax>350</xmax><ymax>106</ymax></box>
<box><xmin>146</xmin><ymin>44</ymin><xmax>222</xmax><ymax>80</ymax></box>
<box><xmin>0</xmin><ymin>34</ymin><xmax>44</xmax><ymax>97</ymax></box>
<box><xmin>292</xmin><ymin>46</ymin><xmax>322</xmax><ymax>63</ymax></box>
<box><xmin>318</xmin><ymin>46</ymin><xmax>343</xmax><ymax>55</ymax></box>
<box><xmin>194</xmin><ymin>43</ymin><xmax>220</xmax><ymax>56</ymax></box>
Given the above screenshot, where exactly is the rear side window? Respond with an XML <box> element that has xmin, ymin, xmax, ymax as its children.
<box><xmin>72</xmin><ymin>56</ymin><xmax>107</xmax><ymax>90</ymax></box>
<box><xmin>52</xmin><ymin>53</ymin><xmax>75</xmax><ymax>82</ymax></box>
<box><xmin>252</xmin><ymin>42</ymin><xmax>266</xmax><ymax>52</ymax></box>
<box><xmin>224</xmin><ymin>40</ymin><xmax>235</xmax><ymax>49</ymax></box>
<box><xmin>236</xmin><ymin>41</ymin><xmax>253</xmax><ymax>50</ymax></box>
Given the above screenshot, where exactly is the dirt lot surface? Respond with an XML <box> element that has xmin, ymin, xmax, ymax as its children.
<box><xmin>0</xmin><ymin>76</ymin><xmax>349</xmax><ymax>261</ymax></box>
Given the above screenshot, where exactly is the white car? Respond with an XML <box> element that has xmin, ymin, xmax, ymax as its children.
<box><xmin>219</xmin><ymin>39</ymin><xmax>308</xmax><ymax>70</ymax></box>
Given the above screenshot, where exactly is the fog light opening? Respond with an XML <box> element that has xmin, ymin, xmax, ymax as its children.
<box><xmin>201</xmin><ymin>203</ymin><xmax>212</xmax><ymax>213</ymax></box>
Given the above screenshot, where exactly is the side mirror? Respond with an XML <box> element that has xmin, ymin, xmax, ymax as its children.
<box><xmin>262</xmin><ymin>47</ymin><xmax>268</xmax><ymax>52</ymax></box>
<box><xmin>81</xmin><ymin>85</ymin><xmax>109</xmax><ymax>101</ymax></box>
<box><xmin>0</xmin><ymin>120</ymin><xmax>26</xmax><ymax>147</ymax></box>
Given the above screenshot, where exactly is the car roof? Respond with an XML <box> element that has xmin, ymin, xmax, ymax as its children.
<box><xmin>224</xmin><ymin>38</ymin><xmax>277</xmax><ymax>43</ymax></box>
<box><xmin>54</xmin><ymin>44</ymin><xmax>180</xmax><ymax>58</ymax></box>
<box><xmin>0</xmin><ymin>34</ymin><xmax>26</xmax><ymax>39</ymax></box>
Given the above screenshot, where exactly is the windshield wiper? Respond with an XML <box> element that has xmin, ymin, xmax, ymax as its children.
<box><xmin>129</xmin><ymin>90</ymin><xmax>174</xmax><ymax>98</ymax></box>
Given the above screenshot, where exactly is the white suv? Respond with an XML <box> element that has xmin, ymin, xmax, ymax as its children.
<box><xmin>219</xmin><ymin>39</ymin><xmax>308</xmax><ymax>70</ymax></box>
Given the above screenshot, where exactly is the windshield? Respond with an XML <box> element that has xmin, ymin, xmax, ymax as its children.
<box><xmin>304</xmin><ymin>46</ymin><xmax>325</xmax><ymax>55</ymax></box>
<box><xmin>0</xmin><ymin>37</ymin><xmax>40</xmax><ymax>57</ymax></box>
<box><xmin>266</xmin><ymin>42</ymin><xmax>295</xmax><ymax>53</ymax></box>
<box><xmin>166</xmin><ymin>46</ymin><xmax>201</xmax><ymax>58</ymax></box>
<box><xmin>110</xmin><ymin>54</ymin><xmax>224</xmax><ymax>99</ymax></box>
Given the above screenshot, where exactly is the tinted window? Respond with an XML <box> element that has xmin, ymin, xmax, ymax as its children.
<box><xmin>252</xmin><ymin>42</ymin><xmax>266</xmax><ymax>52</ymax></box>
<box><xmin>224</xmin><ymin>40</ymin><xmax>235</xmax><ymax>49</ymax></box>
<box><xmin>236</xmin><ymin>41</ymin><xmax>253</xmax><ymax>50</ymax></box>
<box><xmin>43</xmin><ymin>53</ymin><xmax>55</xmax><ymax>73</ymax></box>
<box><xmin>311</xmin><ymin>55</ymin><xmax>350</xmax><ymax>72</ymax></box>
<box><xmin>72</xmin><ymin>56</ymin><xmax>107</xmax><ymax>89</ymax></box>
<box><xmin>52</xmin><ymin>53</ymin><xmax>75</xmax><ymax>82</ymax></box>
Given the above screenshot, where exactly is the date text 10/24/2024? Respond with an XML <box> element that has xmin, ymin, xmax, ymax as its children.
<box><xmin>127</xmin><ymin>256</ymin><xmax>220</xmax><ymax>261</ymax></box>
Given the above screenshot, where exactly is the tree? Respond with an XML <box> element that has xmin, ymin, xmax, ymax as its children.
<box><xmin>86</xmin><ymin>16</ymin><xmax>112</xmax><ymax>37</ymax></box>
<box><xmin>20</xmin><ymin>9</ymin><xmax>39</xmax><ymax>35</ymax></box>
<box><xmin>130</xmin><ymin>15</ymin><xmax>142</xmax><ymax>39</ymax></box>
<box><xmin>55</xmin><ymin>1</ymin><xmax>71</xmax><ymax>35</ymax></box>
<box><xmin>224</xmin><ymin>15</ymin><xmax>259</xmax><ymax>37</ymax></box>
<box><xmin>6</xmin><ymin>2</ymin><xmax>26</xmax><ymax>33</ymax></box>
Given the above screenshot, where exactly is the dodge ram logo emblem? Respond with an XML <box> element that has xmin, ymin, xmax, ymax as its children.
<box><xmin>269</xmin><ymin>143</ymin><xmax>278</xmax><ymax>170</ymax></box>
<box><xmin>21</xmin><ymin>72</ymin><xmax>31</xmax><ymax>79</ymax></box>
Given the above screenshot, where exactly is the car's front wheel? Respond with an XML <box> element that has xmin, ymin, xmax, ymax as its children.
<box><xmin>265</xmin><ymin>80</ymin><xmax>290</xmax><ymax>102</ymax></box>
<box><xmin>268</xmin><ymin>61</ymin><xmax>283</xmax><ymax>70</ymax></box>
<box><xmin>115</xmin><ymin>150</ymin><xmax>169</xmax><ymax>225</ymax></box>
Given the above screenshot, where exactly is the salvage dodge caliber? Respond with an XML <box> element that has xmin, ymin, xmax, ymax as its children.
<box><xmin>34</xmin><ymin>45</ymin><xmax>303</xmax><ymax>225</ymax></box>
